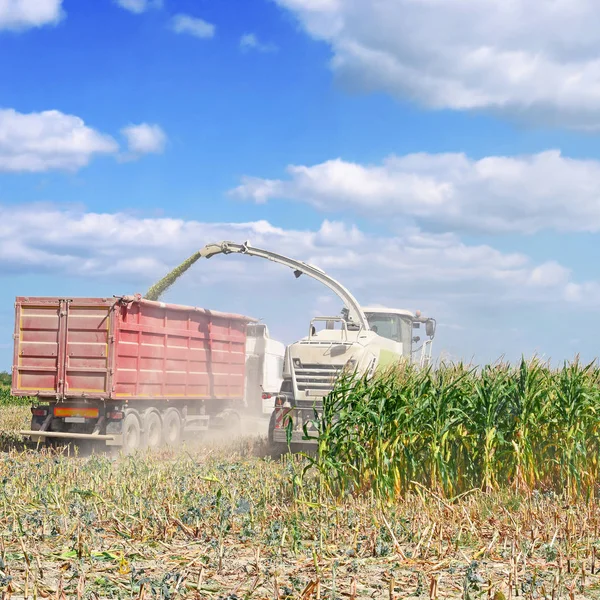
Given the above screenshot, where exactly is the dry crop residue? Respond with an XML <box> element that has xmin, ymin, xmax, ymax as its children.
<box><xmin>0</xmin><ymin>441</ymin><xmax>598</xmax><ymax>599</ymax></box>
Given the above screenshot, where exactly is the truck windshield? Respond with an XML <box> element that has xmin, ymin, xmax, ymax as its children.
<box><xmin>364</xmin><ymin>313</ymin><xmax>413</xmax><ymax>355</ymax></box>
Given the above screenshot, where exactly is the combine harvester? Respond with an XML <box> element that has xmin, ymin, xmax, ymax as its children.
<box><xmin>196</xmin><ymin>241</ymin><xmax>437</xmax><ymax>454</ymax></box>
<box><xmin>13</xmin><ymin>295</ymin><xmax>283</xmax><ymax>451</ymax></box>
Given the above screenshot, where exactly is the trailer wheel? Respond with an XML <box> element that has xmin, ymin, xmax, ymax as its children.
<box><xmin>162</xmin><ymin>409</ymin><xmax>182</xmax><ymax>447</ymax></box>
<box><xmin>122</xmin><ymin>410</ymin><xmax>142</xmax><ymax>454</ymax></box>
<box><xmin>213</xmin><ymin>409</ymin><xmax>241</xmax><ymax>434</ymax></box>
<box><xmin>143</xmin><ymin>410</ymin><xmax>163</xmax><ymax>449</ymax></box>
<box><xmin>224</xmin><ymin>409</ymin><xmax>241</xmax><ymax>435</ymax></box>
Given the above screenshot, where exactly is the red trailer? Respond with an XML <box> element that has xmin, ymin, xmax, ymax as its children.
<box><xmin>12</xmin><ymin>294</ymin><xmax>255</xmax><ymax>451</ymax></box>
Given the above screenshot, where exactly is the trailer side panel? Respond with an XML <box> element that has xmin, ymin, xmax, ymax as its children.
<box><xmin>113</xmin><ymin>299</ymin><xmax>248</xmax><ymax>402</ymax></box>
<box><xmin>13</xmin><ymin>296</ymin><xmax>252</xmax><ymax>407</ymax></box>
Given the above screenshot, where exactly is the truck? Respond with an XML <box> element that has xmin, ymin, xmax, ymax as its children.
<box><xmin>245</xmin><ymin>322</ymin><xmax>285</xmax><ymax>415</ymax></box>
<box><xmin>12</xmin><ymin>294</ymin><xmax>282</xmax><ymax>451</ymax></box>
<box><xmin>195</xmin><ymin>241</ymin><xmax>437</xmax><ymax>453</ymax></box>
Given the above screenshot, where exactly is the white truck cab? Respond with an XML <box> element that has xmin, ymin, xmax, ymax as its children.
<box><xmin>245</xmin><ymin>323</ymin><xmax>285</xmax><ymax>415</ymax></box>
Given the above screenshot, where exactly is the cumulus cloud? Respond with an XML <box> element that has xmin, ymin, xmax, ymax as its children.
<box><xmin>275</xmin><ymin>0</ymin><xmax>600</xmax><ymax>129</ymax></box>
<box><xmin>2</xmin><ymin>202</ymin><xmax>599</xmax><ymax>361</ymax></box>
<box><xmin>121</xmin><ymin>123</ymin><xmax>166</xmax><ymax>156</ymax></box>
<box><xmin>233</xmin><ymin>150</ymin><xmax>600</xmax><ymax>234</ymax></box>
<box><xmin>240</xmin><ymin>33</ymin><xmax>278</xmax><ymax>53</ymax></box>
<box><xmin>114</xmin><ymin>0</ymin><xmax>161</xmax><ymax>14</ymax></box>
<box><xmin>0</xmin><ymin>203</ymin><xmax>595</xmax><ymax>311</ymax></box>
<box><xmin>170</xmin><ymin>14</ymin><xmax>215</xmax><ymax>39</ymax></box>
<box><xmin>0</xmin><ymin>108</ymin><xmax>118</xmax><ymax>172</ymax></box>
<box><xmin>0</xmin><ymin>0</ymin><xmax>63</xmax><ymax>31</ymax></box>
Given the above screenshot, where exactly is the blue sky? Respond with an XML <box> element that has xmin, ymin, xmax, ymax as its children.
<box><xmin>2</xmin><ymin>0</ymin><xmax>600</xmax><ymax>367</ymax></box>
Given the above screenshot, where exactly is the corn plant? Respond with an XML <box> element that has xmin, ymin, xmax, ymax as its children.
<box><xmin>307</xmin><ymin>358</ymin><xmax>600</xmax><ymax>501</ymax></box>
<box><xmin>507</xmin><ymin>357</ymin><xmax>550</xmax><ymax>491</ymax></box>
<box><xmin>547</xmin><ymin>359</ymin><xmax>597</xmax><ymax>496</ymax></box>
<box><xmin>464</xmin><ymin>363</ymin><xmax>512</xmax><ymax>493</ymax></box>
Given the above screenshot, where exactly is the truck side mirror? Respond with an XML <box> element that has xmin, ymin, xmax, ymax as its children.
<box><xmin>426</xmin><ymin>319</ymin><xmax>435</xmax><ymax>337</ymax></box>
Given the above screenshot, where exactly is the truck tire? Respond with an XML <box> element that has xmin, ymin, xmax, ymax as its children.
<box><xmin>162</xmin><ymin>408</ymin><xmax>182</xmax><ymax>447</ymax></box>
<box><xmin>122</xmin><ymin>410</ymin><xmax>142</xmax><ymax>454</ymax></box>
<box><xmin>143</xmin><ymin>410</ymin><xmax>162</xmax><ymax>449</ymax></box>
<box><xmin>267</xmin><ymin>409</ymin><xmax>276</xmax><ymax>444</ymax></box>
<box><xmin>267</xmin><ymin>410</ymin><xmax>286</xmax><ymax>459</ymax></box>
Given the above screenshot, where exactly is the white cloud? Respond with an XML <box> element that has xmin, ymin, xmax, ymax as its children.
<box><xmin>0</xmin><ymin>108</ymin><xmax>118</xmax><ymax>172</ymax></box>
<box><xmin>2</xmin><ymin>202</ymin><xmax>599</xmax><ymax>362</ymax></box>
<box><xmin>121</xmin><ymin>123</ymin><xmax>166</xmax><ymax>156</ymax></box>
<box><xmin>240</xmin><ymin>33</ymin><xmax>278</xmax><ymax>53</ymax></box>
<box><xmin>275</xmin><ymin>0</ymin><xmax>600</xmax><ymax>129</ymax></box>
<box><xmin>233</xmin><ymin>150</ymin><xmax>600</xmax><ymax>234</ymax></box>
<box><xmin>0</xmin><ymin>203</ymin><xmax>595</xmax><ymax>310</ymax></box>
<box><xmin>0</xmin><ymin>0</ymin><xmax>63</xmax><ymax>31</ymax></box>
<box><xmin>170</xmin><ymin>14</ymin><xmax>215</xmax><ymax>39</ymax></box>
<box><xmin>114</xmin><ymin>0</ymin><xmax>161</xmax><ymax>14</ymax></box>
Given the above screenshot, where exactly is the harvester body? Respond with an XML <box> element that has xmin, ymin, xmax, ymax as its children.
<box><xmin>198</xmin><ymin>241</ymin><xmax>437</xmax><ymax>451</ymax></box>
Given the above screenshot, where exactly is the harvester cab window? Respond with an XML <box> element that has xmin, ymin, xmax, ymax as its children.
<box><xmin>365</xmin><ymin>313</ymin><xmax>413</xmax><ymax>354</ymax></box>
<box><xmin>365</xmin><ymin>313</ymin><xmax>399</xmax><ymax>340</ymax></box>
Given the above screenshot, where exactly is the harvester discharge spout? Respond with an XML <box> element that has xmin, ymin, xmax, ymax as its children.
<box><xmin>198</xmin><ymin>240</ymin><xmax>370</xmax><ymax>331</ymax></box>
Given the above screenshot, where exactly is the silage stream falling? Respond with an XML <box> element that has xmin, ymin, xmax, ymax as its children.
<box><xmin>144</xmin><ymin>250</ymin><xmax>202</xmax><ymax>301</ymax></box>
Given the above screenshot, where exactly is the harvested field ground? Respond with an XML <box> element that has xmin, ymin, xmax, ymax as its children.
<box><xmin>0</xmin><ymin>408</ymin><xmax>599</xmax><ymax>599</ymax></box>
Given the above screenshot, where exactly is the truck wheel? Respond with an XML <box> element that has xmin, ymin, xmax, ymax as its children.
<box><xmin>267</xmin><ymin>410</ymin><xmax>276</xmax><ymax>444</ymax></box>
<box><xmin>267</xmin><ymin>410</ymin><xmax>286</xmax><ymax>459</ymax></box>
<box><xmin>122</xmin><ymin>410</ymin><xmax>142</xmax><ymax>454</ymax></box>
<box><xmin>162</xmin><ymin>409</ymin><xmax>182</xmax><ymax>447</ymax></box>
<box><xmin>143</xmin><ymin>410</ymin><xmax>162</xmax><ymax>449</ymax></box>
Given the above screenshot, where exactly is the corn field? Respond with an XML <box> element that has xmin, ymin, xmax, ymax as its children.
<box><xmin>0</xmin><ymin>385</ymin><xmax>29</xmax><ymax>406</ymax></box>
<box><xmin>305</xmin><ymin>358</ymin><xmax>600</xmax><ymax>501</ymax></box>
